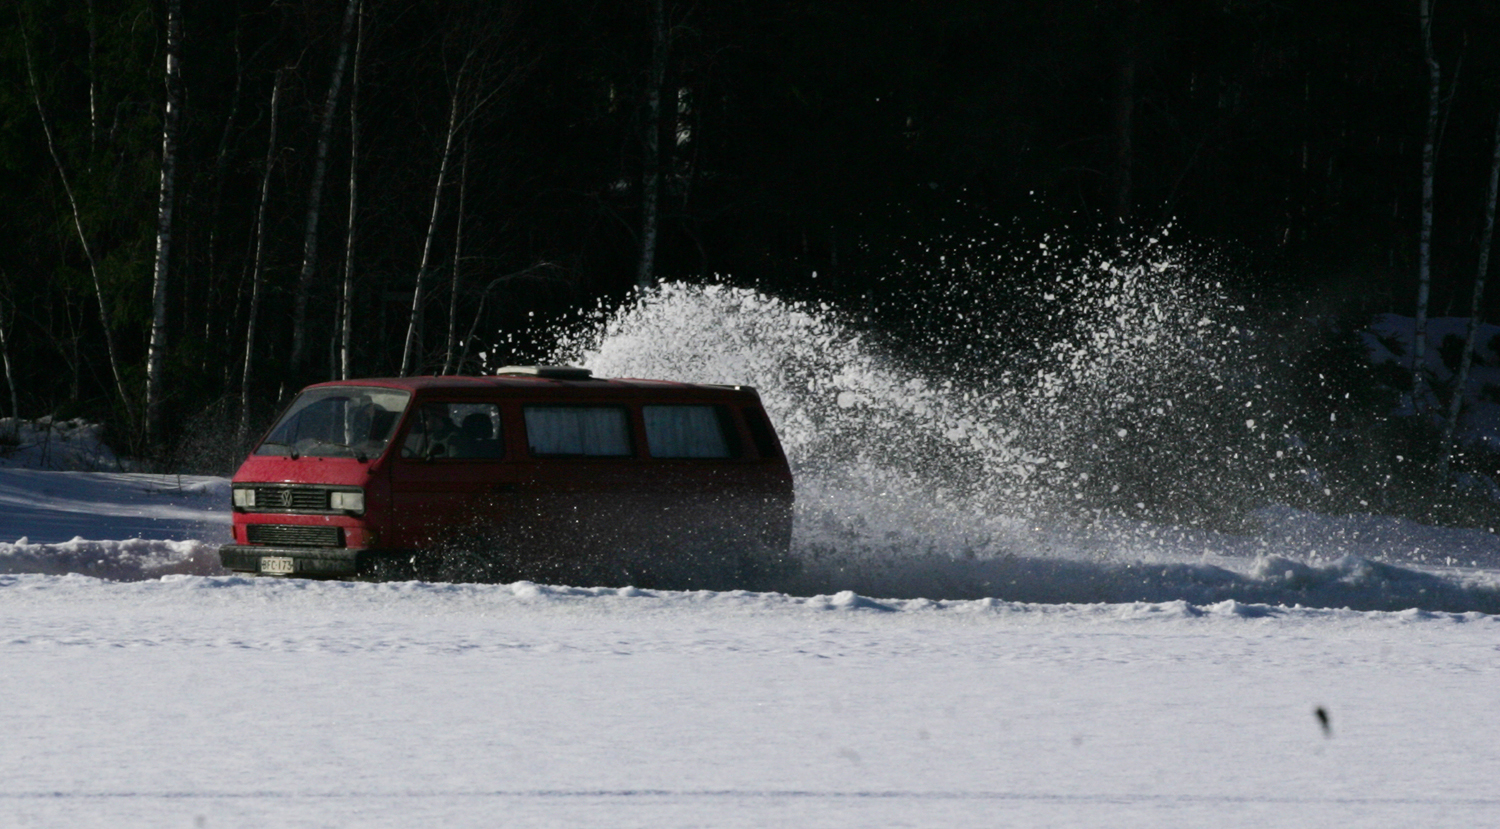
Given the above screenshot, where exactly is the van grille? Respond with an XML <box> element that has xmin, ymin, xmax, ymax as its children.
<box><xmin>252</xmin><ymin>486</ymin><xmax>330</xmax><ymax>511</ymax></box>
<box><xmin>246</xmin><ymin>524</ymin><xmax>343</xmax><ymax>547</ymax></box>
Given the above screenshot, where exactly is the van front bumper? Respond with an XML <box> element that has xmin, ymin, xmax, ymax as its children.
<box><xmin>219</xmin><ymin>544</ymin><xmax>412</xmax><ymax>579</ymax></box>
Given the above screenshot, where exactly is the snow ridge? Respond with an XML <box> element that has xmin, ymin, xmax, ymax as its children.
<box><xmin>3</xmin><ymin>571</ymin><xmax>1496</xmax><ymax>626</ymax></box>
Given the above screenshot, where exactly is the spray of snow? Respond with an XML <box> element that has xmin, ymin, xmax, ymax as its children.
<box><xmin>531</xmin><ymin>255</ymin><xmax>1500</xmax><ymax>607</ymax></box>
<box><xmin>544</xmin><ymin>263</ymin><xmax>1256</xmax><ymax>546</ymax></box>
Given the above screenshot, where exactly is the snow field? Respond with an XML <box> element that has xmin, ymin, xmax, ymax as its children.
<box><xmin>2</xmin><ymin>574</ymin><xmax>1497</xmax><ymax>828</ymax></box>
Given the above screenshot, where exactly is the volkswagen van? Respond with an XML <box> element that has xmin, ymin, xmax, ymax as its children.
<box><xmin>219</xmin><ymin>367</ymin><xmax>794</xmax><ymax>587</ymax></box>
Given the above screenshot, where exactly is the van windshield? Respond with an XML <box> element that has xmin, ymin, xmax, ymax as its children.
<box><xmin>255</xmin><ymin>386</ymin><xmax>411</xmax><ymax>460</ymax></box>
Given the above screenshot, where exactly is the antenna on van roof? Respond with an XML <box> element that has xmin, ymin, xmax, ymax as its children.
<box><xmin>494</xmin><ymin>365</ymin><xmax>595</xmax><ymax>380</ymax></box>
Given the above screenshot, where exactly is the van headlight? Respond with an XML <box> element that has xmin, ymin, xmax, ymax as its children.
<box><xmin>329</xmin><ymin>490</ymin><xmax>365</xmax><ymax>513</ymax></box>
<box><xmin>232</xmin><ymin>487</ymin><xmax>256</xmax><ymax>508</ymax></box>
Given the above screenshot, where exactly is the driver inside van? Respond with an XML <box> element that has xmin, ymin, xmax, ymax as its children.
<box><xmin>401</xmin><ymin>405</ymin><xmax>456</xmax><ymax>459</ymax></box>
<box><xmin>402</xmin><ymin>404</ymin><xmax>502</xmax><ymax>459</ymax></box>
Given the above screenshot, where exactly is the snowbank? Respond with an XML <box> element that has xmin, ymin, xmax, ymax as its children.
<box><xmin>784</xmin><ymin>548</ymin><xmax>1500</xmax><ymax>614</ymax></box>
<box><xmin>0</xmin><ymin>537</ymin><xmax>223</xmax><ymax>580</ymax></box>
<box><xmin>0</xmin><ymin>417</ymin><xmax>129</xmax><ymax>471</ymax></box>
<box><xmin>4</xmin><ymin>569</ymin><xmax>1497</xmax><ymax>626</ymax></box>
<box><xmin>1363</xmin><ymin>314</ymin><xmax>1500</xmax><ymax>448</ymax></box>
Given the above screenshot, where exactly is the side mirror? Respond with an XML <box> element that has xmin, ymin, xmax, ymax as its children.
<box><xmin>424</xmin><ymin>442</ymin><xmax>447</xmax><ymax>461</ymax></box>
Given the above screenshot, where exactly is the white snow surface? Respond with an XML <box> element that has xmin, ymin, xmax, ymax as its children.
<box><xmin>5</xmin><ymin>573</ymin><xmax>1499</xmax><ymax>828</ymax></box>
<box><xmin>3</xmin><ymin>466</ymin><xmax>1500</xmax><ymax>827</ymax></box>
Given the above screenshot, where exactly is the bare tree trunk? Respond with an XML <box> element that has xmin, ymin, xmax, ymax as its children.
<box><xmin>86</xmin><ymin>0</ymin><xmax>98</xmax><ymax>154</ymax></box>
<box><xmin>240</xmin><ymin>71</ymin><xmax>284</xmax><ymax>443</ymax></box>
<box><xmin>1111</xmin><ymin>20</ymin><xmax>1136</xmax><ymax>227</ymax></box>
<box><xmin>442</xmin><ymin>135</ymin><xmax>470</xmax><ymax>376</ymax></box>
<box><xmin>1414</xmin><ymin>0</ymin><xmax>1440</xmax><ymax>411</ymax></box>
<box><xmin>338</xmin><ymin>0</ymin><xmax>364</xmax><ymax>382</ymax></box>
<box><xmin>457</xmin><ymin>262</ymin><xmax>561</xmax><ymax>373</ymax></box>
<box><xmin>146</xmin><ymin>0</ymin><xmax>183</xmax><ymax>444</ymax></box>
<box><xmin>401</xmin><ymin>60</ymin><xmax>468</xmax><ymax>377</ymax></box>
<box><xmin>19</xmin><ymin>19</ymin><xmax>133</xmax><ymax>431</ymax></box>
<box><xmin>204</xmin><ymin>28</ymin><xmax>256</xmax><ymax>369</ymax></box>
<box><xmin>0</xmin><ymin>293</ymin><xmax>18</xmax><ymax>420</ymax></box>
<box><xmin>636</xmin><ymin>0</ymin><xmax>668</xmax><ymax>289</ymax></box>
<box><xmin>1438</xmin><ymin>103</ymin><xmax>1500</xmax><ymax>477</ymax></box>
<box><xmin>288</xmin><ymin>0</ymin><xmax>360</xmax><ymax>376</ymax></box>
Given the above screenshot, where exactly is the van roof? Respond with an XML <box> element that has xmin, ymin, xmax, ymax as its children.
<box><xmin>302</xmin><ymin>368</ymin><xmax>760</xmax><ymax>399</ymax></box>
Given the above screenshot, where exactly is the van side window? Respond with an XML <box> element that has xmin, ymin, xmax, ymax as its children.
<box><xmin>523</xmin><ymin>406</ymin><xmax>632</xmax><ymax>457</ymax></box>
<box><xmin>741</xmin><ymin>407</ymin><xmax>781</xmax><ymax>460</ymax></box>
<box><xmin>643</xmin><ymin>405</ymin><xmax>737</xmax><ymax>458</ymax></box>
<box><xmin>401</xmin><ymin>403</ymin><xmax>504</xmax><ymax>460</ymax></box>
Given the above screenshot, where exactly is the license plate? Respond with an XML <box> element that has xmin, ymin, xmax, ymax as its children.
<box><xmin>260</xmin><ymin>556</ymin><xmax>295</xmax><ymax>575</ymax></box>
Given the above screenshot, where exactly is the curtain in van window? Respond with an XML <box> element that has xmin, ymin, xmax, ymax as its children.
<box><xmin>524</xmin><ymin>406</ymin><xmax>632</xmax><ymax>456</ymax></box>
<box><xmin>643</xmin><ymin>405</ymin><xmax>732</xmax><ymax>458</ymax></box>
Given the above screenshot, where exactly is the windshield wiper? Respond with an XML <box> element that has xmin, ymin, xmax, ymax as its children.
<box><xmin>258</xmin><ymin>441</ymin><xmax>297</xmax><ymax>459</ymax></box>
<box><xmin>306</xmin><ymin>438</ymin><xmax>368</xmax><ymax>462</ymax></box>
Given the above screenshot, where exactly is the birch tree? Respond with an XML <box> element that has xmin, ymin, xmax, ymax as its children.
<box><xmin>288</xmin><ymin>0</ymin><xmax>360</xmax><ymax>376</ymax></box>
<box><xmin>400</xmin><ymin>56</ymin><xmax>471</xmax><ymax>377</ymax></box>
<box><xmin>636</xmin><ymin>0</ymin><xmax>669</xmax><ymax>289</ymax></box>
<box><xmin>400</xmin><ymin>22</ymin><xmax>514</xmax><ymax>378</ymax></box>
<box><xmin>145</xmin><ymin>0</ymin><xmax>183</xmax><ymax>443</ymax></box>
<box><xmin>0</xmin><ymin>289</ymin><xmax>18</xmax><ymax>420</ymax></box>
<box><xmin>442</xmin><ymin>135</ymin><xmax>470</xmax><ymax>376</ymax></box>
<box><xmin>86</xmin><ymin>0</ymin><xmax>98</xmax><ymax>152</ymax></box>
<box><xmin>337</xmin><ymin>0</ymin><xmax>364</xmax><ymax>381</ymax></box>
<box><xmin>240</xmin><ymin>70</ymin><xmax>284</xmax><ymax>442</ymax></box>
<box><xmin>202</xmin><ymin>27</ymin><xmax>261</xmax><ymax>367</ymax></box>
<box><xmin>1438</xmin><ymin>101</ymin><xmax>1500</xmax><ymax>477</ymax></box>
<box><xmin>1111</xmin><ymin>2</ymin><xmax>1138</xmax><ymax>226</ymax></box>
<box><xmin>1413</xmin><ymin>0</ymin><xmax>1440</xmax><ymax>411</ymax></box>
<box><xmin>19</xmin><ymin>17</ymin><xmax>133</xmax><ymax>430</ymax></box>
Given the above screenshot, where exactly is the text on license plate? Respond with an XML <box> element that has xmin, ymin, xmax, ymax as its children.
<box><xmin>260</xmin><ymin>556</ymin><xmax>295</xmax><ymax>575</ymax></box>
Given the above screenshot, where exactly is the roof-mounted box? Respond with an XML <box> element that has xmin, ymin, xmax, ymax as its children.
<box><xmin>493</xmin><ymin>365</ymin><xmax>595</xmax><ymax>380</ymax></box>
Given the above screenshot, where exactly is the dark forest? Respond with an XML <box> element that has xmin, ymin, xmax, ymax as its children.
<box><xmin>4</xmin><ymin>0</ymin><xmax>1500</xmax><ymax>465</ymax></box>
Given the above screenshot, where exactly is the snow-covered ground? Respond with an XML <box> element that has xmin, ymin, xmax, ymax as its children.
<box><xmin>2</xmin><ymin>466</ymin><xmax>1498</xmax><ymax>828</ymax></box>
<box><xmin>5</xmin><ymin>571</ymin><xmax>1498</xmax><ymax>828</ymax></box>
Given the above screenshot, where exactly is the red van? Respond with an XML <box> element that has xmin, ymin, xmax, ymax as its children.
<box><xmin>219</xmin><ymin>366</ymin><xmax>794</xmax><ymax>587</ymax></box>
